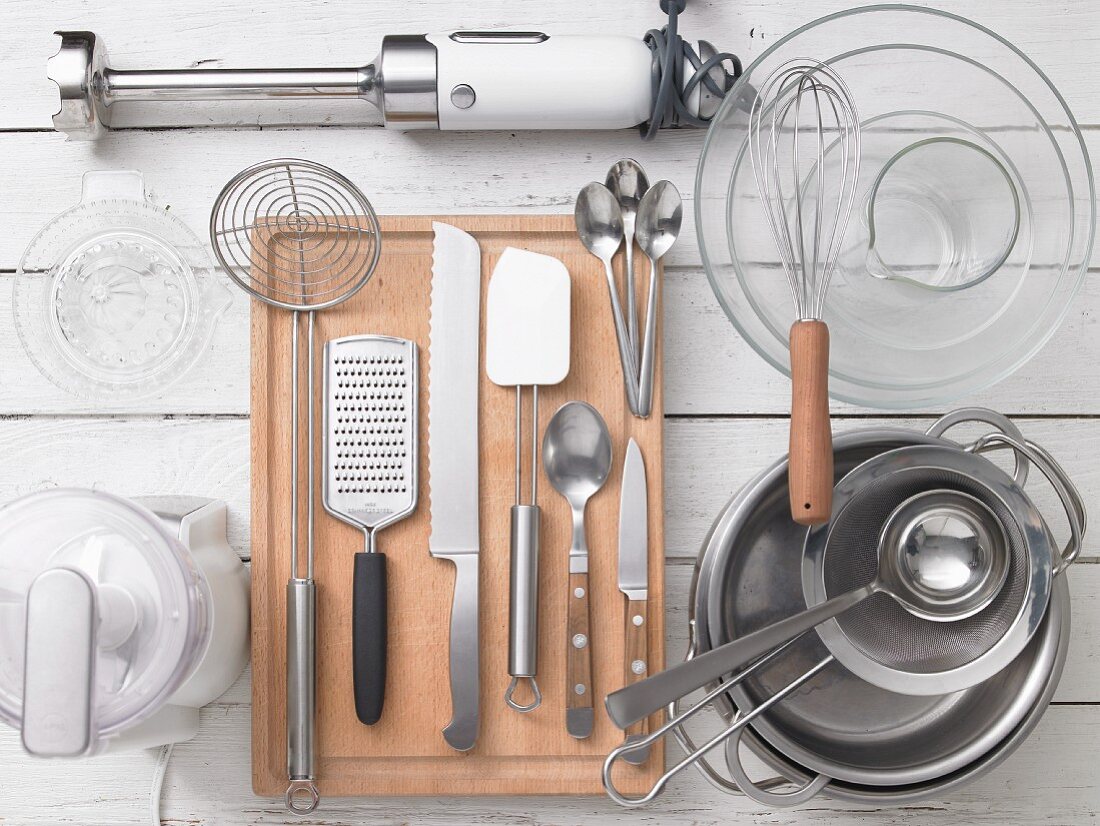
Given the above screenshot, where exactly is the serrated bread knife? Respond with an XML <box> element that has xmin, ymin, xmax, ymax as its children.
<box><xmin>428</xmin><ymin>222</ymin><xmax>482</xmax><ymax>751</ymax></box>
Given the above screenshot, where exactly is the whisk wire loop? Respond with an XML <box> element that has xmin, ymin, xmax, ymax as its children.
<box><xmin>749</xmin><ymin>60</ymin><xmax>861</xmax><ymax>321</ymax></box>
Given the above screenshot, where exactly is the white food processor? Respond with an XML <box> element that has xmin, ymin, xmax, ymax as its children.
<box><xmin>0</xmin><ymin>489</ymin><xmax>249</xmax><ymax>757</ymax></box>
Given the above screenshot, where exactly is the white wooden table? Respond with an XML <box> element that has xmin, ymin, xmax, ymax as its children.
<box><xmin>2</xmin><ymin>1</ymin><xmax>1097</xmax><ymax>823</ymax></box>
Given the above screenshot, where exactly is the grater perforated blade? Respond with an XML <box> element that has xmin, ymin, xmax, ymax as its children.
<box><xmin>322</xmin><ymin>334</ymin><xmax>418</xmax><ymax>726</ymax></box>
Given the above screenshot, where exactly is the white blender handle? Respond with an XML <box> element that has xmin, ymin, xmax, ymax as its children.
<box><xmin>428</xmin><ymin>33</ymin><xmax>654</xmax><ymax>130</ymax></box>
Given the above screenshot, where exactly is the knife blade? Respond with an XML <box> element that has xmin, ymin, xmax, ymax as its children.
<box><xmin>617</xmin><ymin>437</ymin><xmax>651</xmax><ymax>763</ymax></box>
<box><xmin>428</xmin><ymin>221</ymin><xmax>482</xmax><ymax>752</ymax></box>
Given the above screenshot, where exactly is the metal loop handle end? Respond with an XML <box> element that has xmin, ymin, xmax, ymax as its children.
<box><xmin>505</xmin><ymin>676</ymin><xmax>542</xmax><ymax>713</ymax></box>
<box><xmin>285</xmin><ymin>780</ymin><xmax>319</xmax><ymax>815</ymax></box>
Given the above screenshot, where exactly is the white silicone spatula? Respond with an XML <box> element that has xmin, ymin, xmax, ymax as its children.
<box><xmin>487</xmin><ymin>246</ymin><xmax>571</xmax><ymax>715</ymax></box>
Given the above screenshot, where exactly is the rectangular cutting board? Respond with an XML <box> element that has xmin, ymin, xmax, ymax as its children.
<box><xmin>251</xmin><ymin>215</ymin><xmax>664</xmax><ymax>796</ymax></box>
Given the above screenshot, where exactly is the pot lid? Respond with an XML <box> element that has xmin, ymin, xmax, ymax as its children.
<box><xmin>0</xmin><ymin>489</ymin><xmax>209</xmax><ymax>755</ymax></box>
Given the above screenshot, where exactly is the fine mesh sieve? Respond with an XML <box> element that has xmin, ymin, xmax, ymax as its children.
<box><xmin>804</xmin><ymin>444</ymin><xmax>1055</xmax><ymax>695</ymax></box>
<box><xmin>821</xmin><ymin>467</ymin><xmax>1028</xmax><ymax>674</ymax></box>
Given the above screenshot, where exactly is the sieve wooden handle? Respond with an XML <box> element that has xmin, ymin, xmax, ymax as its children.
<box><xmin>789</xmin><ymin>320</ymin><xmax>833</xmax><ymax>525</ymax></box>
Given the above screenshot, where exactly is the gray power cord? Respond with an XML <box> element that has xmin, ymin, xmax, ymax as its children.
<box><xmin>642</xmin><ymin>0</ymin><xmax>742</xmax><ymax>139</ymax></box>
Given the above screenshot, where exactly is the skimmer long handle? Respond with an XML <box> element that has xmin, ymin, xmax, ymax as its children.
<box><xmin>789</xmin><ymin>320</ymin><xmax>833</xmax><ymax>525</ymax></box>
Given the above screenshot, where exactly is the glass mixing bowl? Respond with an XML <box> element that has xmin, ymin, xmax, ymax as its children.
<box><xmin>697</xmin><ymin>4</ymin><xmax>1094</xmax><ymax>408</ymax></box>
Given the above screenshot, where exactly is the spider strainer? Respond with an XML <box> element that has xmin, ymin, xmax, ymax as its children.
<box><xmin>804</xmin><ymin>444</ymin><xmax>1054</xmax><ymax>695</ymax></box>
<box><xmin>209</xmin><ymin>158</ymin><xmax>381</xmax><ymax>814</ymax></box>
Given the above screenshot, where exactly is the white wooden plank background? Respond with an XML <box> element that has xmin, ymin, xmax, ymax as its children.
<box><xmin>0</xmin><ymin>0</ymin><xmax>1096</xmax><ymax>823</ymax></box>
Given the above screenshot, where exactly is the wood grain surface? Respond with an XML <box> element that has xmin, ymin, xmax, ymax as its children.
<box><xmin>251</xmin><ymin>215</ymin><xmax>665</xmax><ymax>796</ymax></box>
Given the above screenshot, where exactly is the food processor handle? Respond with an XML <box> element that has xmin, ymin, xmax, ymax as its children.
<box><xmin>21</xmin><ymin>567</ymin><xmax>98</xmax><ymax>757</ymax></box>
<box><xmin>352</xmin><ymin>552</ymin><xmax>388</xmax><ymax>725</ymax></box>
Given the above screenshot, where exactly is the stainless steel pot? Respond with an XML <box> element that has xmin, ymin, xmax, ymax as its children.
<box><xmin>604</xmin><ymin>409</ymin><xmax>1080</xmax><ymax>807</ymax></box>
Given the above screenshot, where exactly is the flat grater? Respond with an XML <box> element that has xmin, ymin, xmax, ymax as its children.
<box><xmin>322</xmin><ymin>334</ymin><xmax>418</xmax><ymax>726</ymax></box>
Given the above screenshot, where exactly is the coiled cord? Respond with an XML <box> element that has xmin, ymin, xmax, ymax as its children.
<box><xmin>642</xmin><ymin>0</ymin><xmax>742</xmax><ymax>140</ymax></box>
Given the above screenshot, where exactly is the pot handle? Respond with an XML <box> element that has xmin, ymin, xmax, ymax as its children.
<box><xmin>967</xmin><ymin>433</ymin><xmax>1086</xmax><ymax>575</ymax></box>
<box><xmin>661</xmin><ymin>635</ymin><xmax>793</xmax><ymax>798</ymax></box>
<box><xmin>926</xmin><ymin>407</ymin><xmax>1029</xmax><ymax>486</ymax></box>
<box><xmin>723</xmin><ymin>707</ymin><xmax>832</xmax><ymax>807</ymax></box>
<box><xmin>602</xmin><ymin>638</ymin><xmax>829</xmax><ymax>806</ymax></box>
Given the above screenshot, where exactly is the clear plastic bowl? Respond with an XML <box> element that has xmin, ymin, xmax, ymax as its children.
<box><xmin>697</xmin><ymin>4</ymin><xmax>1095</xmax><ymax>408</ymax></box>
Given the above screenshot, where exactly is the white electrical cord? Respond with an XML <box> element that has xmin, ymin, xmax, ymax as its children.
<box><xmin>149</xmin><ymin>743</ymin><xmax>174</xmax><ymax>826</ymax></box>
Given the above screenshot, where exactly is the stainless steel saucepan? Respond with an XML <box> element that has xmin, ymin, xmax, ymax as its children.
<box><xmin>603</xmin><ymin>409</ymin><xmax>1084</xmax><ymax>807</ymax></box>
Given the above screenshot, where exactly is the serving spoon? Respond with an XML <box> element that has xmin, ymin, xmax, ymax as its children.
<box><xmin>635</xmin><ymin>180</ymin><xmax>683</xmax><ymax>418</ymax></box>
<box><xmin>543</xmin><ymin>401</ymin><xmax>613</xmax><ymax>739</ymax></box>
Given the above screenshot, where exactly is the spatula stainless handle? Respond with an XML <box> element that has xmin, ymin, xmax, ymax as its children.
<box><xmin>352</xmin><ymin>552</ymin><xmax>388</xmax><ymax>725</ymax></box>
<box><xmin>442</xmin><ymin>553</ymin><xmax>480</xmax><ymax>751</ymax></box>
<box><xmin>286</xmin><ymin>578</ymin><xmax>319</xmax><ymax>814</ymax></box>
<box><xmin>506</xmin><ymin>505</ymin><xmax>541</xmax><ymax>712</ymax></box>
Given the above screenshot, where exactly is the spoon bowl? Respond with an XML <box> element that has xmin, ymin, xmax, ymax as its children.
<box><xmin>635</xmin><ymin>180</ymin><xmax>684</xmax><ymax>417</ymax></box>
<box><xmin>606</xmin><ymin>159</ymin><xmax>650</xmax><ymax>354</ymax></box>
<box><xmin>635</xmin><ymin>181</ymin><xmax>683</xmax><ymax>263</ymax></box>
<box><xmin>575</xmin><ymin>183</ymin><xmax>639</xmax><ymax>413</ymax></box>
<box><xmin>575</xmin><ymin>183</ymin><xmax>625</xmax><ymax>264</ymax></box>
<box><xmin>543</xmin><ymin>401</ymin><xmax>613</xmax><ymax>505</ymax></box>
<box><xmin>873</xmin><ymin>488</ymin><xmax>1010</xmax><ymax>620</ymax></box>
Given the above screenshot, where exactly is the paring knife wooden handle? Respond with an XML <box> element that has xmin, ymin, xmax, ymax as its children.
<box><xmin>789</xmin><ymin>319</ymin><xmax>833</xmax><ymax>526</ymax></box>
<box><xmin>566</xmin><ymin>571</ymin><xmax>594</xmax><ymax>739</ymax></box>
<box><xmin>621</xmin><ymin>598</ymin><xmax>650</xmax><ymax>763</ymax></box>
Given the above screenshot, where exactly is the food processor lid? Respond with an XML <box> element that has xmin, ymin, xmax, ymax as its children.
<box><xmin>0</xmin><ymin>489</ymin><xmax>209</xmax><ymax>756</ymax></box>
<box><xmin>13</xmin><ymin>170</ymin><xmax>231</xmax><ymax>401</ymax></box>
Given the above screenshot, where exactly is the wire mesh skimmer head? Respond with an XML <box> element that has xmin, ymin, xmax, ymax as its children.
<box><xmin>210</xmin><ymin>158</ymin><xmax>381</xmax><ymax>311</ymax></box>
<box><xmin>804</xmin><ymin>446</ymin><xmax>1054</xmax><ymax>695</ymax></box>
<box><xmin>748</xmin><ymin>60</ymin><xmax>860</xmax><ymax>321</ymax></box>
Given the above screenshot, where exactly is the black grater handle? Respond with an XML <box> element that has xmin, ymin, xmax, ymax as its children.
<box><xmin>353</xmin><ymin>551</ymin><xmax>387</xmax><ymax>725</ymax></box>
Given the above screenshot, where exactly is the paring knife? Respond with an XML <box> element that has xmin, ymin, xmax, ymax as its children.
<box><xmin>428</xmin><ymin>222</ymin><xmax>483</xmax><ymax>752</ymax></box>
<box><xmin>617</xmin><ymin>438</ymin><xmax>651</xmax><ymax>764</ymax></box>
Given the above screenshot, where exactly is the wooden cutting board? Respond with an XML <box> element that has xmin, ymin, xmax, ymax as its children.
<box><xmin>251</xmin><ymin>215</ymin><xmax>664</xmax><ymax>797</ymax></box>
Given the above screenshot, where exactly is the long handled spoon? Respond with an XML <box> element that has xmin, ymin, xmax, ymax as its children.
<box><xmin>634</xmin><ymin>181</ymin><xmax>683</xmax><ymax>418</ymax></box>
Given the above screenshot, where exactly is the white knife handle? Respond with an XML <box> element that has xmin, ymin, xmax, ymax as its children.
<box><xmin>442</xmin><ymin>553</ymin><xmax>480</xmax><ymax>751</ymax></box>
<box><xmin>429</xmin><ymin>33</ymin><xmax>653</xmax><ymax>130</ymax></box>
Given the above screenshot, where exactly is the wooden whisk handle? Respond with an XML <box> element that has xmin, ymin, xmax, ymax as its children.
<box><xmin>789</xmin><ymin>320</ymin><xmax>833</xmax><ymax>525</ymax></box>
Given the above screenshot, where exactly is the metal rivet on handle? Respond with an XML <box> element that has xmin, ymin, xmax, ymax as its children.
<box><xmin>632</xmin><ymin>614</ymin><xmax>644</xmax><ymax>626</ymax></box>
<box><xmin>574</xmin><ymin>683</ymin><xmax>586</xmax><ymax>695</ymax></box>
<box><xmin>572</xmin><ymin>633</ymin><xmax>588</xmax><ymax>649</ymax></box>
<box><xmin>631</xmin><ymin>660</ymin><xmax>647</xmax><ymax>675</ymax></box>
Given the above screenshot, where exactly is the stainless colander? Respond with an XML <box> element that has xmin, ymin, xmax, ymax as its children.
<box><xmin>804</xmin><ymin>447</ymin><xmax>1046</xmax><ymax>694</ymax></box>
